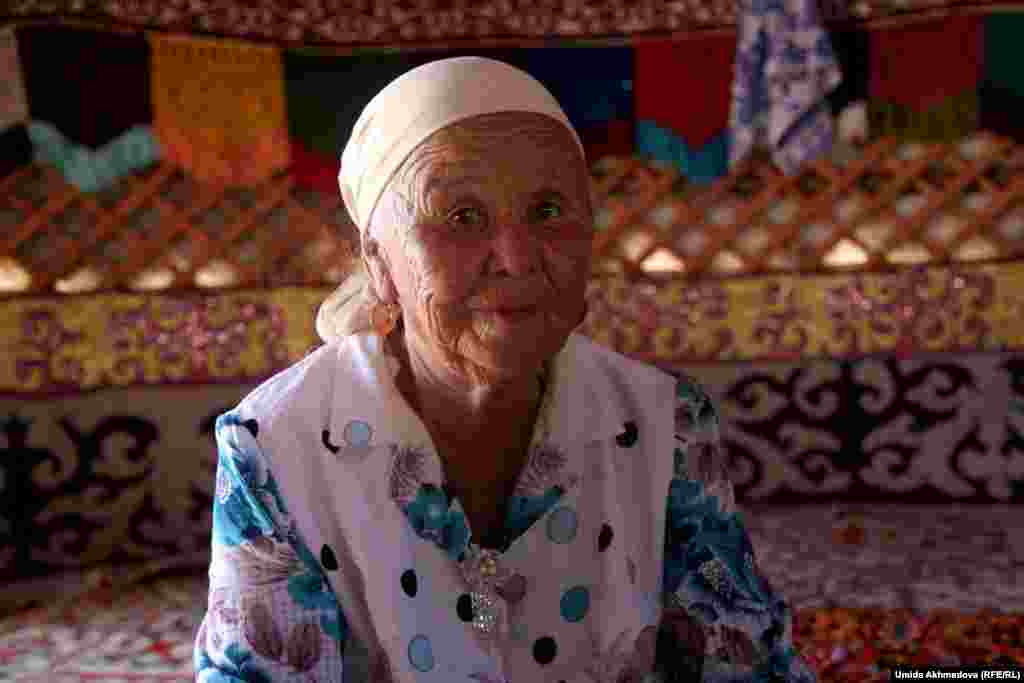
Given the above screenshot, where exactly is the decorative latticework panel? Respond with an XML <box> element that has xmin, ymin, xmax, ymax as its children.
<box><xmin>0</xmin><ymin>163</ymin><xmax>358</xmax><ymax>295</ymax></box>
<box><xmin>592</xmin><ymin>132</ymin><xmax>1024</xmax><ymax>279</ymax></box>
<box><xmin>2</xmin><ymin>132</ymin><xmax>1024</xmax><ymax>297</ymax></box>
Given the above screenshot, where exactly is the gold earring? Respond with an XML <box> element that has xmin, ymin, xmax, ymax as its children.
<box><xmin>370</xmin><ymin>301</ymin><xmax>400</xmax><ymax>337</ymax></box>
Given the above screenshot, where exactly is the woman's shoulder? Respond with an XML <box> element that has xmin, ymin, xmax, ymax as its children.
<box><xmin>569</xmin><ymin>334</ymin><xmax>713</xmax><ymax>412</ymax></box>
<box><xmin>568</xmin><ymin>332</ymin><xmax>676</xmax><ymax>390</ymax></box>
<box><xmin>231</xmin><ymin>341</ymin><xmax>345</xmax><ymax>435</ymax></box>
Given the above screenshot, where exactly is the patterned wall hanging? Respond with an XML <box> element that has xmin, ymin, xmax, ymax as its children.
<box><xmin>3</xmin><ymin>260</ymin><xmax>1024</xmax><ymax>395</ymax></box>
<box><xmin>284</xmin><ymin>49</ymin><xmax>429</xmax><ymax>194</ymax></box>
<box><xmin>868</xmin><ymin>16</ymin><xmax>983</xmax><ymax>142</ymax></box>
<box><xmin>687</xmin><ymin>352</ymin><xmax>1024</xmax><ymax>504</ymax></box>
<box><xmin>0</xmin><ymin>27</ymin><xmax>30</xmax><ymax>179</ymax></box>
<box><xmin>486</xmin><ymin>45</ymin><xmax>636</xmax><ymax>161</ymax></box>
<box><xmin>149</xmin><ymin>33</ymin><xmax>290</xmax><ymax>187</ymax></box>
<box><xmin>980</xmin><ymin>13</ymin><xmax>1024</xmax><ymax>143</ymax></box>
<box><xmin>634</xmin><ymin>36</ymin><xmax>734</xmax><ymax>184</ymax></box>
<box><xmin>17</xmin><ymin>25</ymin><xmax>152</xmax><ymax>149</ymax></box>
<box><xmin>6</xmin><ymin>0</ymin><xmax>1024</xmax><ymax>46</ymax></box>
<box><xmin>729</xmin><ymin>0</ymin><xmax>842</xmax><ymax>174</ymax></box>
<box><xmin>0</xmin><ymin>27</ymin><xmax>28</xmax><ymax>134</ymax></box>
<box><xmin>26</xmin><ymin>122</ymin><xmax>161</xmax><ymax>194</ymax></box>
<box><xmin>582</xmin><ymin>262</ymin><xmax>1024</xmax><ymax>363</ymax></box>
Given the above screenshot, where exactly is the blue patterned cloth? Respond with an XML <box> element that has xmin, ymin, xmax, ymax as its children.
<box><xmin>729</xmin><ymin>0</ymin><xmax>842</xmax><ymax>174</ymax></box>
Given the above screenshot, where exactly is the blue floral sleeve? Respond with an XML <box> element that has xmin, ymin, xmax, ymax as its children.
<box><xmin>659</xmin><ymin>374</ymin><xmax>818</xmax><ymax>682</ymax></box>
<box><xmin>195</xmin><ymin>412</ymin><xmax>348</xmax><ymax>683</ymax></box>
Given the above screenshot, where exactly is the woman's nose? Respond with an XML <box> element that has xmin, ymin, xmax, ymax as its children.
<box><xmin>487</xmin><ymin>223</ymin><xmax>540</xmax><ymax>277</ymax></box>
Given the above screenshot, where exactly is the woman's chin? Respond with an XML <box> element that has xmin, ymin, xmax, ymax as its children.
<box><xmin>469</xmin><ymin>313</ymin><xmax>564</xmax><ymax>362</ymax></box>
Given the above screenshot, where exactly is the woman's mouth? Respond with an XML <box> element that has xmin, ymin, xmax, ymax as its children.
<box><xmin>477</xmin><ymin>305</ymin><xmax>539</xmax><ymax>322</ymax></box>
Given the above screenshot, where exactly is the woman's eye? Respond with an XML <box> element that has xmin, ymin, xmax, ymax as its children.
<box><xmin>534</xmin><ymin>201</ymin><xmax>563</xmax><ymax>222</ymax></box>
<box><xmin>449</xmin><ymin>207</ymin><xmax>485</xmax><ymax>227</ymax></box>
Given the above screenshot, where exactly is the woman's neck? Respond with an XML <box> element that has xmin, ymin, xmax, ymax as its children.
<box><xmin>391</xmin><ymin>331</ymin><xmax>544</xmax><ymax>477</ymax></box>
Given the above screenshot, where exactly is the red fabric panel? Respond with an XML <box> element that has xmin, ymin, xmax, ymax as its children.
<box><xmin>290</xmin><ymin>140</ymin><xmax>339</xmax><ymax>195</ymax></box>
<box><xmin>634</xmin><ymin>36</ymin><xmax>735</xmax><ymax>149</ymax></box>
<box><xmin>869</xmin><ymin>16</ymin><xmax>983</xmax><ymax>110</ymax></box>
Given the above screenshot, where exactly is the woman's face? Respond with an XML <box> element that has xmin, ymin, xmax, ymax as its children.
<box><xmin>365</xmin><ymin>112</ymin><xmax>593</xmax><ymax>381</ymax></box>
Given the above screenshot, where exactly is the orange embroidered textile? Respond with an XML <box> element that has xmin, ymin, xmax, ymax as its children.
<box><xmin>148</xmin><ymin>34</ymin><xmax>290</xmax><ymax>186</ymax></box>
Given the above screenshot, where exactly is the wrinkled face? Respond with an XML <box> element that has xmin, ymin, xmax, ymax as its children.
<box><xmin>364</xmin><ymin>112</ymin><xmax>593</xmax><ymax>380</ymax></box>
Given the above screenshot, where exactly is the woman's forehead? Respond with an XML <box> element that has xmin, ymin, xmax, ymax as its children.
<box><xmin>399</xmin><ymin>117</ymin><xmax>585</xmax><ymax>194</ymax></box>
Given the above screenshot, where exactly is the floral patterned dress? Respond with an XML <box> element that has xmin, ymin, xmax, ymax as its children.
<box><xmin>194</xmin><ymin>333</ymin><xmax>817</xmax><ymax>682</ymax></box>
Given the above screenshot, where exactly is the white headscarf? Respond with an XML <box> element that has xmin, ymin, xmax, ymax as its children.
<box><xmin>316</xmin><ymin>56</ymin><xmax>585</xmax><ymax>343</ymax></box>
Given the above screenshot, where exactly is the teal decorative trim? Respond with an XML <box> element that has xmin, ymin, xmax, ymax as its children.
<box><xmin>27</xmin><ymin>121</ymin><xmax>162</xmax><ymax>193</ymax></box>
<box><xmin>635</xmin><ymin>120</ymin><xmax>729</xmax><ymax>184</ymax></box>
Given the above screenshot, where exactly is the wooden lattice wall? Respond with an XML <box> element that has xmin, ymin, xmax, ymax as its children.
<box><xmin>2</xmin><ymin>132</ymin><xmax>1023</xmax><ymax>297</ymax></box>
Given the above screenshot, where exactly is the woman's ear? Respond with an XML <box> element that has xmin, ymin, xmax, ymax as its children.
<box><xmin>362</xmin><ymin>235</ymin><xmax>400</xmax><ymax>305</ymax></box>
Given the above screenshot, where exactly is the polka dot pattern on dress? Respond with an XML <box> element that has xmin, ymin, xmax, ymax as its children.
<box><xmin>401</xmin><ymin>569</ymin><xmax>418</xmax><ymax>597</ymax></box>
<box><xmin>241</xmin><ymin>418</ymin><xmax>259</xmax><ymax>438</ymax></box>
<box><xmin>546</xmin><ymin>506</ymin><xmax>578</xmax><ymax>544</ymax></box>
<box><xmin>408</xmin><ymin>634</ymin><xmax>434</xmax><ymax>672</ymax></box>
<box><xmin>457</xmin><ymin>593</ymin><xmax>474</xmax><ymax>622</ymax></box>
<box><xmin>560</xmin><ymin>586</ymin><xmax>590</xmax><ymax>622</ymax></box>
<box><xmin>616</xmin><ymin>421</ymin><xmax>639</xmax><ymax>447</ymax></box>
<box><xmin>343</xmin><ymin>419</ymin><xmax>373</xmax><ymax>447</ymax></box>
<box><xmin>321</xmin><ymin>429</ymin><xmax>340</xmax><ymax>454</ymax></box>
<box><xmin>320</xmin><ymin>544</ymin><xmax>339</xmax><ymax>571</ymax></box>
<box><xmin>533</xmin><ymin>636</ymin><xmax>557</xmax><ymax>665</ymax></box>
<box><xmin>598</xmin><ymin>523</ymin><xmax>614</xmax><ymax>552</ymax></box>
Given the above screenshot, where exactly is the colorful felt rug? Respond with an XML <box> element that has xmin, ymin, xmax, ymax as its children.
<box><xmin>0</xmin><ymin>572</ymin><xmax>1020</xmax><ymax>682</ymax></box>
<box><xmin>0</xmin><ymin>503</ymin><xmax>1021</xmax><ymax>682</ymax></box>
<box><xmin>795</xmin><ymin>608</ymin><xmax>1024</xmax><ymax>682</ymax></box>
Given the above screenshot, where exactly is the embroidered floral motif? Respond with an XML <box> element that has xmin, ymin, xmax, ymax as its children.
<box><xmin>661</xmin><ymin>606</ymin><xmax>708</xmax><ymax>659</ymax></box>
<box><xmin>238</xmin><ymin>596</ymin><xmax>325</xmax><ymax>673</ymax></box>
<box><xmin>688</xmin><ymin>441</ymin><xmax>730</xmax><ymax>484</ymax></box>
<box><xmin>284</xmin><ymin>621</ymin><xmax>322</xmax><ymax>672</ymax></box>
<box><xmin>716</xmin><ymin>624</ymin><xmax>760</xmax><ymax>665</ymax></box>
<box><xmin>505</xmin><ymin>485</ymin><xmax>565</xmax><ymax>541</ymax></box>
<box><xmin>212</xmin><ymin>415</ymin><xmax>289</xmax><ymax>548</ymax></box>
<box><xmin>242</xmin><ymin>598</ymin><xmax>284</xmax><ymax>660</ymax></box>
<box><xmin>195</xmin><ymin>643</ymin><xmax>273</xmax><ymax>683</ymax></box>
<box><xmin>514</xmin><ymin>443</ymin><xmax>570</xmax><ymax>498</ymax></box>
<box><xmin>210</xmin><ymin>588</ymin><xmax>241</xmax><ymax>630</ymax></box>
<box><xmin>215</xmin><ymin>465</ymin><xmax>233</xmax><ymax>504</ymax></box>
<box><xmin>618</xmin><ymin>625</ymin><xmax>659</xmax><ymax>683</ymax></box>
<box><xmin>226</xmin><ymin>537</ymin><xmax>303</xmax><ymax>587</ymax></box>
<box><xmin>674</xmin><ymin>374</ymin><xmax>719</xmax><ymax>437</ymax></box>
<box><xmin>389</xmin><ymin>445</ymin><xmax>430</xmax><ymax>507</ymax></box>
<box><xmin>583</xmin><ymin>628</ymin><xmax>639</xmax><ymax>683</ymax></box>
<box><xmin>286</xmin><ymin>534</ymin><xmax>348</xmax><ymax>641</ymax></box>
<box><xmin>664</xmin><ymin>478</ymin><xmax>768</xmax><ymax>611</ymax></box>
<box><xmin>402</xmin><ymin>484</ymin><xmax>471</xmax><ymax>561</ymax></box>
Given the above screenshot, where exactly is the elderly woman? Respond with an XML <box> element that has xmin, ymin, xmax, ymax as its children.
<box><xmin>195</xmin><ymin>57</ymin><xmax>816</xmax><ymax>683</ymax></box>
